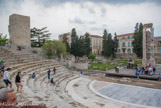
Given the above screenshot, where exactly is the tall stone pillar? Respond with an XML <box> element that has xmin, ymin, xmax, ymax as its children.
<box><xmin>142</xmin><ymin>23</ymin><xmax>155</xmax><ymax>67</ymax></box>
<box><xmin>8</xmin><ymin>14</ymin><xmax>31</xmax><ymax>48</ymax></box>
<box><xmin>149</xmin><ymin>28</ymin><xmax>155</xmax><ymax>67</ymax></box>
<box><xmin>142</xmin><ymin>28</ymin><xmax>147</xmax><ymax>67</ymax></box>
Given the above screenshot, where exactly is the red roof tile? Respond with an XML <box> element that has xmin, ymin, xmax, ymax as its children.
<box><xmin>117</xmin><ymin>33</ymin><xmax>134</xmax><ymax>37</ymax></box>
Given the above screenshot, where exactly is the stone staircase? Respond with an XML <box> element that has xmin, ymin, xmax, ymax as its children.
<box><xmin>0</xmin><ymin>46</ymin><xmax>87</xmax><ymax>108</ymax></box>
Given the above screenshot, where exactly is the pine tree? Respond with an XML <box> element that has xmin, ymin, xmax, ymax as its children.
<box><xmin>112</xmin><ymin>32</ymin><xmax>118</xmax><ymax>57</ymax></box>
<box><xmin>106</xmin><ymin>33</ymin><xmax>113</xmax><ymax>57</ymax></box>
<box><xmin>84</xmin><ymin>32</ymin><xmax>91</xmax><ymax>56</ymax></box>
<box><xmin>132</xmin><ymin>23</ymin><xmax>143</xmax><ymax>58</ymax></box>
<box><xmin>71</xmin><ymin>28</ymin><xmax>78</xmax><ymax>57</ymax></box>
<box><xmin>30</xmin><ymin>27</ymin><xmax>51</xmax><ymax>47</ymax></box>
<box><xmin>102</xmin><ymin>29</ymin><xmax>108</xmax><ymax>56</ymax></box>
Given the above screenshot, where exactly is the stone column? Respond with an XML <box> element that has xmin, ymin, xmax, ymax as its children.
<box><xmin>142</xmin><ymin>28</ymin><xmax>147</xmax><ymax>67</ymax></box>
<box><xmin>149</xmin><ymin>28</ymin><xmax>155</xmax><ymax>67</ymax></box>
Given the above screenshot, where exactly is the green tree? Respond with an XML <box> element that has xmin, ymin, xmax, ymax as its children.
<box><xmin>0</xmin><ymin>33</ymin><xmax>7</xmax><ymax>46</ymax></box>
<box><xmin>102</xmin><ymin>29</ymin><xmax>108</xmax><ymax>56</ymax></box>
<box><xmin>71</xmin><ymin>28</ymin><xmax>79</xmax><ymax>57</ymax></box>
<box><xmin>0</xmin><ymin>33</ymin><xmax>7</xmax><ymax>39</ymax></box>
<box><xmin>62</xmin><ymin>34</ymin><xmax>71</xmax><ymax>53</ymax></box>
<box><xmin>30</xmin><ymin>27</ymin><xmax>51</xmax><ymax>47</ymax></box>
<box><xmin>112</xmin><ymin>32</ymin><xmax>119</xmax><ymax>57</ymax></box>
<box><xmin>132</xmin><ymin>23</ymin><xmax>143</xmax><ymax>58</ymax></box>
<box><xmin>77</xmin><ymin>37</ymin><xmax>85</xmax><ymax>57</ymax></box>
<box><xmin>84</xmin><ymin>32</ymin><xmax>91</xmax><ymax>56</ymax></box>
<box><xmin>41</xmin><ymin>40</ymin><xmax>66</xmax><ymax>58</ymax></box>
<box><xmin>106</xmin><ymin>33</ymin><xmax>113</xmax><ymax>57</ymax></box>
<box><xmin>88</xmin><ymin>53</ymin><xmax>96</xmax><ymax>61</ymax></box>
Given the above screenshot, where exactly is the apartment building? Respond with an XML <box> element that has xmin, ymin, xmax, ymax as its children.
<box><xmin>117</xmin><ymin>33</ymin><xmax>134</xmax><ymax>54</ymax></box>
<box><xmin>90</xmin><ymin>35</ymin><xmax>103</xmax><ymax>55</ymax></box>
<box><xmin>154</xmin><ymin>37</ymin><xmax>161</xmax><ymax>53</ymax></box>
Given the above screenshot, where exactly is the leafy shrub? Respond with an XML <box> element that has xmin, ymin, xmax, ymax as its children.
<box><xmin>88</xmin><ymin>54</ymin><xmax>96</xmax><ymax>61</ymax></box>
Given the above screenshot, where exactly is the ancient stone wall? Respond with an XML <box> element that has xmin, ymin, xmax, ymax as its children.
<box><xmin>115</xmin><ymin>54</ymin><xmax>139</xmax><ymax>59</ymax></box>
<box><xmin>9</xmin><ymin>14</ymin><xmax>30</xmax><ymax>48</ymax></box>
<box><xmin>115</xmin><ymin>53</ymin><xmax>161</xmax><ymax>62</ymax></box>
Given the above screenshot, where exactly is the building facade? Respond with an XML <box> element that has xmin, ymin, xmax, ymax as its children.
<box><xmin>154</xmin><ymin>37</ymin><xmax>161</xmax><ymax>54</ymax></box>
<box><xmin>117</xmin><ymin>33</ymin><xmax>134</xmax><ymax>54</ymax></box>
<box><xmin>90</xmin><ymin>35</ymin><xmax>103</xmax><ymax>55</ymax></box>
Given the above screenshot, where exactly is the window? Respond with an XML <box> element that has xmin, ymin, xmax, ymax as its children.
<box><xmin>122</xmin><ymin>37</ymin><xmax>125</xmax><ymax>40</ymax></box>
<box><xmin>158</xmin><ymin>42</ymin><xmax>161</xmax><ymax>46</ymax></box>
<box><xmin>159</xmin><ymin>48</ymin><xmax>161</xmax><ymax>54</ymax></box>
<box><xmin>118</xmin><ymin>42</ymin><xmax>120</xmax><ymax>47</ymax></box>
<box><xmin>122</xmin><ymin>42</ymin><xmax>126</xmax><ymax>47</ymax></box>
<box><xmin>128</xmin><ymin>36</ymin><xmax>130</xmax><ymax>39</ymax></box>
<box><xmin>117</xmin><ymin>49</ymin><xmax>120</xmax><ymax>53</ymax></box>
<box><xmin>128</xmin><ymin>42</ymin><xmax>130</xmax><ymax>47</ymax></box>
<box><xmin>127</xmin><ymin>49</ymin><xmax>131</xmax><ymax>53</ymax></box>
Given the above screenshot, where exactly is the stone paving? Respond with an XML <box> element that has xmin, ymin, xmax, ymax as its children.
<box><xmin>98</xmin><ymin>83</ymin><xmax>161</xmax><ymax>107</ymax></box>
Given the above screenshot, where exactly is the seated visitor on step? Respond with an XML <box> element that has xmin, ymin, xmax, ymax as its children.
<box><xmin>17</xmin><ymin>46</ymin><xmax>22</xmax><ymax>51</ymax></box>
<box><xmin>153</xmin><ymin>67</ymin><xmax>156</xmax><ymax>75</ymax></box>
<box><xmin>51</xmin><ymin>78</ymin><xmax>55</xmax><ymax>86</ymax></box>
<box><xmin>32</xmin><ymin>73</ymin><xmax>36</xmax><ymax>79</ymax></box>
<box><xmin>158</xmin><ymin>73</ymin><xmax>161</xmax><ymax>81</ymax></box>
<box><xmin>135</xmin><ymin>71</ymin><xmax>139</xmax><ymax>78</ymax></box>
<box><xmin>144</xmin><ymin>67</ymin><xmax>148</xmax><ymax>75</ymax></box>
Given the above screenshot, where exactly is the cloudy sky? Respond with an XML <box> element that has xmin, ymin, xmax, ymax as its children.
<box><xmin>0</xmin><ymin>0</ymin><xmax>161</xmax><ymax>39</ymax></box>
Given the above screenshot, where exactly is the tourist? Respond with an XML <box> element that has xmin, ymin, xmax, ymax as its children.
<box><xmin>144</xmin><ymin>67</ymin><xmax>148</xmax><ymax>75</ymax></box>
<box><xmin>50</xmin><ymin>78</ymin><xmax>55</xmax><ymax>86</ymax></box>
<box><xmin>149</xmin><ymin>66</ymin><xmax>153</xmax><ymax>75</ymax></box>
<box><xmin>0</xmin><ymin>88</ymin><xmax>18</xmax><ymax>107</ymax></box>
<box><xmin>32</xmin><ymin>73</ymin><xmax>36</xmax><ymax>79</ymax></box>
<box><xmin>3</xmin><ymin>68</ymin><xmax>12</xmax><ymax>88</ymax></box>
<box><xmin>0</xmin><ymin>60</ymin><xmax>3</xmax><ymax>67</ymax></box>
<box><xmin>47</xmin><ymin>69</ymin><xmax>51</xmax><ymax>79</ymax></box>
<box><xmin>0</xmin><ymin>69</ymin><xmax>4</xmax><ymax>78</ymax></box>
<box><xmin>115</xmin><ymin>67</ymin><xmax>118</xmax><ymax>72</ymax></box>
<box><xmin>53</xmin><ymin>67</ymin><xmax>56</xmax><ymax>75</ymax></box>
<box><xmin>15</xmin><ymin>72</ymin><xmax>23</xmax><ymax>93</ymax></box>
<box><xmin>0</xmin><ymin>64</ymin><xmax>5</xmax><ymax>71</ymax></box>
<box><xmin>141</xmin><ymin>66</ymin><xmax>144</xmax><ymax>74</ymax></box>
<box><xmin>158</xmin><ymin>73</ymin><xmax>161</xmax><ymax>81</ymax></box>
<box><xmin>153</xmin><ymin>67</ymin><xmax>156</xmax><ymax>76</ymax></box>
<box><xmin>17</xmin><ymin>46</ymin><xmax>22</xmax><ymax>51</ymax></box>
<box><xmin>135</xmin><ymin>70</ymin><xmax>139</xmax><ymax>78</ymax></box>
<box><xmin>117</xmin><ymin>66</ymin><xmax>119</xmax><ymax>73</ymax></box>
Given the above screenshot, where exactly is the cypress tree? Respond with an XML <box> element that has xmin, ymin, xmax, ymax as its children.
<box><xmin>132</xmin><ymin>23</ymin><xmax>143</xmax><ymax>58</ymax></box>
<box><xmin>84</xmin><ymin>32</ymin><xmax>91</xmax><ymax>56</ymax></box>
<box><xmin>106</xmin><ymin>33</ymin><xmax>113</xmax><ymax>57</ymax></box>
<box><xmin>102</xmin><ymin>29</ymin><xmax>108</xmax><ymax>56</ymax></box>
<box><xmin>71</xmin><ymin>28</ymin><xmax>78</xmax><ymax>57</ymax></box>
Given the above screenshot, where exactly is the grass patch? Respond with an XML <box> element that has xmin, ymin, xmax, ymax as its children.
<box><xmin>158</xmin><ymin>62</ymin><xmax>161</xmax><ymax>64</ymax></box>
<box><xmin>134</xmin><ymin>60</ymin><xmax>142</xmax><ymax>66</ymax></box>
<box><xmin>90</xmin><ymin>59</ymin><xmax>142</xmax><ymax>71</ymax></box>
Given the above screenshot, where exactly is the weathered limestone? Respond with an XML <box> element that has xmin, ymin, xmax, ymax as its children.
<box><xmin>142</xmin><ymin>23</ymin><xmax>155</xmax><ymax>67</ymax></box>
<box><xmin>8</xmin><ymin>14</ymin><xmax>31</xmax><ymax>48</ymax></box>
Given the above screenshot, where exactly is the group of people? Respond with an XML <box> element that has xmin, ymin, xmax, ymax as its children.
<box><xmin>135</xmin><ymin>65</ymin><xmax>156</xmax><ymax>76</ymax></box>
<box><xmin>1</xmin><ymin>67</ymin><xmax>23</xmax><ymax>93</ymax></box>
<box><xmin>47</xmin><ymin>67</ymin><xmax>56</xmax><ymax>86</ymax></box>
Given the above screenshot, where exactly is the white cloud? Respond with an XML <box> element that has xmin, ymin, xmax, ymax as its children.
<box><xmin>0</xmin><ymin>0</ymin><xmax>161</xmax><ymax>40</ymax></box>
